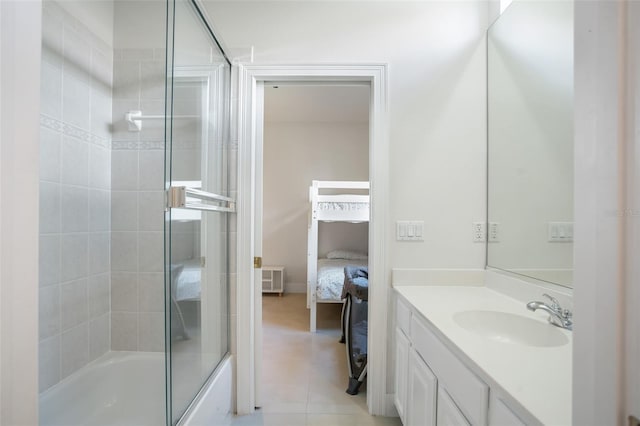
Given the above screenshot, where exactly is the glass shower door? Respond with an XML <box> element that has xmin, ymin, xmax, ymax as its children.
<box><xmin>164</xmin><ymin>0</ymin><xmax>232</xmax><ymax>423</ymax></box>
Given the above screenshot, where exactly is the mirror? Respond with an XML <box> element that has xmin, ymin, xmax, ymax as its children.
<box><xmin>487</xmin><ymin>0</ymin><xmax>574</xmax><ymax>287</ymax></box>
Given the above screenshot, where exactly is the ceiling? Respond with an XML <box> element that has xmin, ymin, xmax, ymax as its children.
<box><xmin>263</xmin><ymin>84</ymin><xmax>369</xmax><ymax>124</ymax></box>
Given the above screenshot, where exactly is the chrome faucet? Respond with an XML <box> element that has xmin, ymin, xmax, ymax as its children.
<box><xmin>526</xmin><ymin>294</ymin><xmax>573</xmax><ymax>330</ymax></box>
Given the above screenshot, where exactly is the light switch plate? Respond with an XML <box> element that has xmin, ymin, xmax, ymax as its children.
<box><xmin>547</xmin><ymin>222</ymin><xmax>574</xmax><ymax>242</ymax></box>
<box><xmin>397</xmin><ymin>221</ymin><xmax>424</xmax><ymax>241</ymax></box>
<box><xmin>488</xmin><ymin>222</ymin><xmax>500</xmax><ymax>242</ymax></box>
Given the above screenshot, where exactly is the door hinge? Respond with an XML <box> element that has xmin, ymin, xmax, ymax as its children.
<box><xmin>253</xmin><ymin>257</ymin><xmax>262</xmax><ymax>269</ymax></box>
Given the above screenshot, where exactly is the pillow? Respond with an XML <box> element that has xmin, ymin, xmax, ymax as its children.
<box><xmin>326</xmin><ymin>249</ymin><xmax>368</xmax><ymax>260</ymax></box>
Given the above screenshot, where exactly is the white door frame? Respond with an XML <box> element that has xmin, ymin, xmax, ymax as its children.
<box><xmin>236</xmin><ymin>64</ymin><xmax>389</xmax><ymax>415</ymax></box>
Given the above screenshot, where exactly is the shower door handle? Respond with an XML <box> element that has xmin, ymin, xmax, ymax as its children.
<box><xmin>167</xmin><ymin>186</ymin><xmax>236</xmax><ymax>213</ymax></box>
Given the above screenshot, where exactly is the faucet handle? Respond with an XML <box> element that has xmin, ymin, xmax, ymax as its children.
<box><xmin>543</xmin><ymin>293</ymin><xmax>561</xmax><ymax>310</ymax></box>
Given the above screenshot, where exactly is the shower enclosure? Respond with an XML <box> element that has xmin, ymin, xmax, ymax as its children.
<box><xmin>37</xmin><ymin>0</ymin><xmax>233</xmax><ymax>424</ymax></box>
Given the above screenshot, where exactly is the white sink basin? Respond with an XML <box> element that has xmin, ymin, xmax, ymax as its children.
<box><xmin>453</xmin><ymin>310</ymin><xmax>569</xmax><ymax>347</ymax></box>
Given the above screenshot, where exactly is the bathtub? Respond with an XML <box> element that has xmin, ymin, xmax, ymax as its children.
<box><xmin>39</xmin><ymin>351</ymin><xmax>166</xmax><ymax>426</ymax></box>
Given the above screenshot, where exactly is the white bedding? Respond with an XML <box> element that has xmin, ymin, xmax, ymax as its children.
<box><xmin>317</xmin><ymin>202</ymin><xmax>368</xmax><ymax>212</ymax></box>
<box><xmin>175</xmin><ymin>258</ymin><xmax>201</xmax><ymax>301</ymax></box>
<box><xmin>316</xmin><ymin>258</ymin><xmax>368</xmax><ymax>301</ymax></box>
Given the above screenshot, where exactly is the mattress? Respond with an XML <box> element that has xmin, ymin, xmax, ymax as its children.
<box><xmin>174</xmin><ymin>258</ymin><xmax>201</xmax><ymax>301</ymax></box>
<box><xmin>316</xmin><ymin>258</ymin><xmax>368</xmax><ymax>301</ymax></box>
<box><xmin>317</xmin><ymin>202</ymin><xmax>368</xmax><ymax>212</ymax></box>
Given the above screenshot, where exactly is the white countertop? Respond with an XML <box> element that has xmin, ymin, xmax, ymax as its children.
<box><xmin>395</xmin><ymin>285</ymin><xmax>572</xmax><ymax>426</ymax></box>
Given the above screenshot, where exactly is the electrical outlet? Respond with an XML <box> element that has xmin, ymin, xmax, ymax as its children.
<box><xmin>472</xmin><ymin>222</ymin><xmax>485</xmax><ymax>242</ymax></box>
<box><xmin>488</xmin><ymin>222</ymin><xmax>500</xmax><ymax>242</ymax></box>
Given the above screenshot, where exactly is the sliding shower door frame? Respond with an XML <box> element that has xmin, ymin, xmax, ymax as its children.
<box><xmin>164</xmin><ymin>0</ymin><xmax>233</xmax><ymax>424</ymax></box>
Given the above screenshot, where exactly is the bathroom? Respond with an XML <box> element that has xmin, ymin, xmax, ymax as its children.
<box><xmin>1</xmin><ymin>0</ymin><xmax>639</xmax><ymax>425</ymax></box>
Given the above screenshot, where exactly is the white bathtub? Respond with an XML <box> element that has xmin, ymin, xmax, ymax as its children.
<box><xmin>39</xmin><ymin>351</ymin><xmax>166</xmax><ymax>426</ymax></box>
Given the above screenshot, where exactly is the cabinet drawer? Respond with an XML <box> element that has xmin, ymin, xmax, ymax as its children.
<box><xmin>411</xmin><ymin>314</ymin><xmax>488</xmax><ymax>425</ymax></box>
<box><xmin>396</xmin><ymin>296</ymin><xmax>411</xmax><ymax>336</ymax></box>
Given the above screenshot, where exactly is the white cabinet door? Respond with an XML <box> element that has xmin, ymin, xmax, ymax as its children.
<box><xmin>437</xmin><ymin>387</ymin><xmax>471</xmax><ymax>426</ymax></box>
<box><xmin>394</xmin><ymin>328</ymin><xmax>410</xmax><ymax>424</ymax></box>
<box><xmin>412</xmin><ymin>314</ymin><xmax>488</xmax><ymax>425</ymax></box>
<box><xmin>489</xmin><ymin>396</ymin><xmax>527</xmax><ymax>426</ymax></box>
<box><xmin>407</xmin><ymin>348</ymin><xmax>437</xmax><ymax>426</ymax></box>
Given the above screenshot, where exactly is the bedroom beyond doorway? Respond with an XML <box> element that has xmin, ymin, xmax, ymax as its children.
<box><xmin>261</xmin><ymin>83</ymin><xmax>370</xmax><ymax>295</ymax></box>
<box><xmin>259</xmin><ymin>83</ymin><xmax>371</xmax><ymax>410</ymax></box>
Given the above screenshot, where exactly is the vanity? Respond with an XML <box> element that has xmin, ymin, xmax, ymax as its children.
<box><xmin>393</xmin><ymin>282</ymin><xmax>572</xmax><ymax>426</ymax></box>
<box><xmin>392</xmin><ymin>0</ymin><xmax>575</xmax><ymax>423</ymax></box>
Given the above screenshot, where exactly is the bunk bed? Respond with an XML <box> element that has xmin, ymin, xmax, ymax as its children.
<box><xmin>170</xmin><ymin>259</ymin><xmax>202</xmax><ymax>340</ymax></box>
<box><xmin>307</xmin><ymin>180</ymin><xmax>370</xmax><ymax>332</ymax></box>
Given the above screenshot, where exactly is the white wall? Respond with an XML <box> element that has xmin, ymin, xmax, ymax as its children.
<box><xmin>0</xmin><ymin>1</ymin><xmax>42</xmax><ymax>423</ymax></box>
<box><xmin>57</xmin><ymin>0</ymin><xmax>113</xmax><ymax>46</ymax></box>
<box><xmin>204</xmin><ymin>1</ymin><xmax>488</xmax><ymax>274</ymax></box>
<box><xmin>206</xmin><ymin>0</ymin><xmax>487</xmax><ymax>406</ymax></box>
<box><xmin>263</xmin><ymin>120</ymin><xmax>369</xmax><ymax>291</ymax></box>
<box><xmin>113</xmin><ymin>1</ymin><xmax>166</xmax><ymax>49</ymax></box>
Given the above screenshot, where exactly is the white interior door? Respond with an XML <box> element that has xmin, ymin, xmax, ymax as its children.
<box><xmin>253</xmin><ymin>81</ymin><xmax>265</xmax><ymax>408</ymax></box>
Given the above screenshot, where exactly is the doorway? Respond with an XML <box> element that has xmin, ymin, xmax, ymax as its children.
<box><xmin>235</xmin><ymin>65</ymin><xmax>390</xmax><ymax>417</ymax></box>
<box><xmin>259</xmin><ymin>82</ymin><xmax>370</xmax><ymax>414</ymax></box>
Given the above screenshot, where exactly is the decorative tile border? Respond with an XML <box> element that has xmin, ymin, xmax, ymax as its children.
<box><xmin>41</xmin><ymin>114</ymin><xmax>237</xmax><ymax>151</ymax></box>
<box><xmin>112</xmin><ymin>140</ymin><xmax>165</xmax><ymax>150</ymax></box>
<box><xmin>112</xmin><ymin>140</ymin><xmax>235</xmax><ymax>150</ymax></box>
<box><xmin>40</xmin><ymin>114</ymin><xmax>111</xmax><ymax>149</ymax></box>
<box><xmin>171</xmin><ymin>141</ymin><xmax>202</xmax><ymax>150</ymax></box>
<box><xmin>111</xmin><ymin>141</ymin><xmax>139</xmax><ymax>150</ymax></box>
<box><xmin>141</xmin><ymin>141</ymin><xmax>165</xmax><ymax>150</ymax></box>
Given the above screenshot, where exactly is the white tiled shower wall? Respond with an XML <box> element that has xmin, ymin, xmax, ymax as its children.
<box><xmin>109</xmin><ymin>46</ymin><xmax>202</xmax><ymax>352</ymax></box>
<box><xmin>38</xmin><ymin>1</ymin><xmax>171</xmax><ymax>392</ymax></box>
<box><xmin>38</xmin><ymin>1</ymin><xmax>113</xmax><ymax>392</ymax></box>
<box><xmin>38</xmin><ymin>0</ymin><xmax>233</xmax><ymax>393</ymax></box>
<box><xmin>110</xmin><ymin>48</ymin><xmax>167</xmax><ymax>352</ymax></box>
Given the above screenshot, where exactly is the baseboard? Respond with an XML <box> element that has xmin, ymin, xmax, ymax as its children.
<box><xmin>284</xmin><ymin>282</ymin><xmax>306</xmax><ymax>293</ymax></box>
<box><xmin>385</xmin><ymin>393</ymin><xmax>399</xmax><ymax>417</ymax></box>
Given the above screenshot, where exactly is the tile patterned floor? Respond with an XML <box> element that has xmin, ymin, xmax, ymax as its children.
<box><xmin>229</xmin><ymin>293</ymin><xmax>401</xmax><ymax>426</ymax></box>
